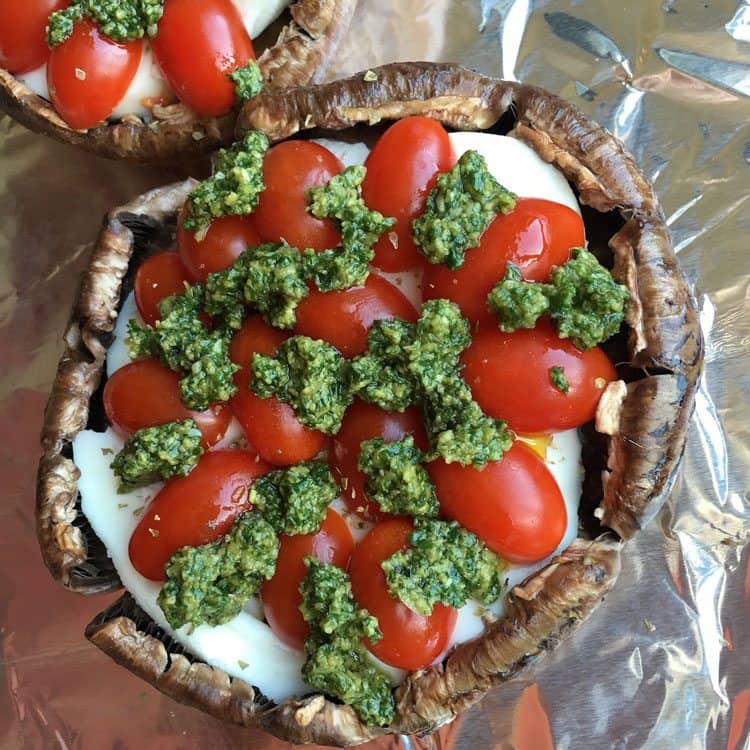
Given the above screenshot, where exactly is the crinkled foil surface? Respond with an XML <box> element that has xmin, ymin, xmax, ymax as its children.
<box><xmin>1</xmin><ymin>1</ymin><xmax>748</xmax><ymax>748</ymax></box>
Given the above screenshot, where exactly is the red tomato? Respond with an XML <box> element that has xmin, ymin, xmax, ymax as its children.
<box><xmin>150</xmin><ymin>0</ymin><xmax>253</xmax><ymax>117</ymax></box>
<box><xmin>349</xmin><ymin>518</ymin><xmax>457</xmax><ymax>670</ymax></box>
<box><xmin>331</xmin><ymin>401</ymin><xmax>428</xmax><ymax>521</ymax></box>
<box><xmin>362</xmin><ymin>117</ymin><xmax>455</xmax><ymax>272</ymax></box>
<box><xmin>47</xmin><ymin>19</ymin><xmax>142</xmax><ymax>129</ymax></box>
<box><xmin>294</xmin><ymin>274</ymin><xmax>418</xmax><ymax>357</ymax></box>
<box><xmin>104</xmin><ymin>359</ymin><xmax>231</xmax><ymax>448</ymax></box>
<box><xmin>133</xmin><ymin>252</ymin><xmax>191</xmax><ymax>326</ymax></box>
<box><xmin>423</xmin><ymin>198</ymin><xmax>585</xmax><ymax>324</ymax></box>
<box><xmin>229</xmin><ymin>316</ymin><xmax>327</xmax><ymax>466</ymax></box>
<box><xmin>260</xmin><ymin>509</ymin><xmax>354</xmax><ymax>650</ymax></box>
<box><xmin>177</xmin><ymin>211</ymin><xmax>260</xmax><ymax>283</ymax></box>
<box><xmin>460</xmin><ymin>319</ymin><xmax>616</xmax><ymax>433</ymax></box>
<box><xmin>129</xmin><ymin>449</ymin><xmax>270</xmax><ymax>580</ymax></box>
<box><xmin>429</xmin><ymin>443</ymin><xmax>566</xmax><ymax>564</ymax></box>
<box><xmin>253</xmin><ymin>140</ymin><xmax>343</xmax><ymax>251</ymax></box>
<box><xmin>0</xmin><ymin>0</ymin><xmax>68</xmax><ymax>74</ymax></box>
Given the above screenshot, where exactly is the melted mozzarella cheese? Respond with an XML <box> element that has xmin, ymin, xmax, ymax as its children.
<box><xmin>75</xmin><ymin>132</ymin><xmax>585</xmax><ymax>703</ymax></box>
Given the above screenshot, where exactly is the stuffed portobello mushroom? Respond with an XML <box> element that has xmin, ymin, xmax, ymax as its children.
<box><xmin>0</xmin><ymin>0</ymin><xmax>355</xmax><ymax>162</ymax></box>
<box><xmin>36</xmin><ymin>62</ymin><xmax>702</xmax><ymax>745</ymax></box>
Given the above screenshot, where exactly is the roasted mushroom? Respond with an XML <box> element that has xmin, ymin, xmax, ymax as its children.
<box><xmin>36</xmin><ymin>62</ymin><xmax>702</xmax><ymax>744</ymax></box>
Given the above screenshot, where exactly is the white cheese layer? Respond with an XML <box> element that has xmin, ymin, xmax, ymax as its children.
<box><xmin>75</xmin><ymin>133</ymin><xmax>584</xmax><ymax>702</ymax></box>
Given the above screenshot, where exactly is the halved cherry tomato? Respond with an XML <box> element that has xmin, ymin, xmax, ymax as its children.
<box><xmin>0</xmin><ymin>0</ymin><xmax>68</xmax><ymax>74</ymax></box>
<box><xmin>150</xmin><ymin>0</ymin><xmax>253</xmax><ymax>117</ymax></box>
<box><xmin>362</xmin><ymin>117</ymin><xmax>455</xmax><ymax>272</ymax></box>
<box><xmin>104</xmin><ymin>359</ymin><xmax>231</xmax><ymax>448</ymax></box>
<box><xmin>331</xmin><ymin>401</ymin><xmax>428</xmax><ymax>521</ymax></box>
<box><xmin>133</xmin><ymin>251</ymin><xmax>191</xmax><ymax>325</ymax></box>
<box><xmin>260</xmin><ymin>508</ymin><xmax>354</xmax><ymax>650</ymax></box>
<box><xmin>294</xmin><ymin>274</ymin><xmax>418</xmax><ymax>357</ymax></box>
<box><xmin>47</xmin><ymin>19</ymin><xmax>142</xmax><ymax>129</ymax></box>
<box><xmin>423</xmin><ymin>198</ymin><xmax>585</xmax><ymax>324</ymax></box>
<box><xmin>253</xmin><ymin>140</ymin><xmax>343</xmax><ymax>252</ymax></box>
<box><xmin>229</xmin><ymin>315</ymin><xmax>327</xmax><ymax>465</ymax></box>
<box><xmin>429</xmin><ymin>443</ymin><xmax>566</xmax><ymax>564</ymax></box>
<box><xmin>177</xmin><ymin>210</ymin><xmax>260</xmax><ymax>283</ymax></box>
<box><xmin>349</xmin><ymin>518</ymin><xmax>457</xmax><ymax>670</ymax></box>
<box><xmin>129</xmin><ymin>449</ymin><xmax>270</xmax><ymax>581</ymax></box>
<box><xmin>460</xmin><ymin>319</ymin><xmax>616</xmax><ymax>433</ymax></box>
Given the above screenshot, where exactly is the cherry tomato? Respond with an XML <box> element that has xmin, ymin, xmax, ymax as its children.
<box><xmin>362</xmin><ymin>117</ymin><xmax>455</xmax><ymax>272</ymax></box>
<box><xmin>260</xmin><ymin>509</ymin><xmax>354</xmax><ymax>650</ymax></box>
<box><xmin>177</xmin><ymin>210</ymin><xmax>260</xmax><ymax>283</ymax></box>
<box><xmin>133</xmin><ymin>252</ymin><xmax>191</xmax><ymax>326</ymax></box>
<box><xmin>0</xmin><ymin>0</ymin><xmax>68</xmax><ymax>74</ymax></box>
<box><xmin>150</xmin><ymin>0</ymin><xmax>253</xmax><ymax>117</ymax></box>
<box><xmin>253</xmin><ymin>140</ymin><xmax>343</xmax><ymax>252</ymax></box>
<box><xmin>460</xmin><ymin>319</ymin><xmax>616</xmax><ymax>433</ymax></box>
<box><xmin>129</xmin><ymin>449</ymin><xmax>270</xmax><ymax>581</ymax></box>
<box><xmin>294</xmin><ymin>274</ymin><xmax>418</xmax><ymax>357</ymax></box>
<box><xmin>104</xmin><ymin>359</ymin><xmax>231</xmax><ymax>448</ymax></box>
<box><xmin>423</xmin><ymin>198</ymin><xmax>585</xmax><ymax>324</ymax></box>
<box><xmin>47</xmin><ymin>19</ymin><xmax>142</xmax><ymax>129</ymax></box>
<box><xmin>229</xmin><ymin>316</ymin><xmax>327</xmax><ymax>465</ymax></box>
<box><xmin>331</xmin><ymin>400</ymin><xmax>428</xmax><ymax>521</ymax></box>
<box><xmin>429</xmin><ymin>443</ymin><xmax>566</xmax><ymax>564</ymax></box>
<box><xmin>349</xmin><ymin>518</ymin><xmax>457</xmax><ymax>670</ymax></box>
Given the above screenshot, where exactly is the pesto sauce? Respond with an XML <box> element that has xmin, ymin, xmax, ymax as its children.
<box><xmin>381</xmin><ymin>518</ymin><xmax>505</xmax><ymax>615</ymax></box>
<box><xmin>549</xmin><ymin>366</ymin><xmax>569</xmax><ymax>394</ymax></box>
<box><xmin>158</xmin><ymin>511</ymin><xmax>279</xmax><ymax>629</ymax></box>
<box><xmin>229</xmin><ymin>61</ymin><xmax>264</xmax><ymax>103</ymax></box>
<box><xmin>487</xmin><ymin>263</ymin><xmax>550</xmax><ymax>331</ymax></box>
<box><xmin>412</xmin><ymin>150</ymin><xmax>516</xmax><ymax>270</ymax></box>
<box><xmin>357</xmin><ymin>436</ymin><xmax>438</xmax><ymax>517</ymax></box>
<box><xmin>110</xmin><ymin>419</ymin><xmax>203</xmax><ymax>492</ymax></box>
<box><xmin>250</xmin><ymin>461</ymin><xmax>339</xmax><ymax>535</ymax></box>
<box><xmin>299</xmin><ymin>560</ymin><xmax>394</xmax><ymax>727</ymax></box>
<box><xmin>250</xmin><ymin>336</ymin><xmax>352</xmax><ymax>434</ymax></box>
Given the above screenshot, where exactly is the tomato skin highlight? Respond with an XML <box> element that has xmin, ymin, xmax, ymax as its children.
<box><xmin>331</xmin><ymin>401</ymin><xmax>428</xmax><ymax>521</ymax></box>
<box><xmin>429</xmin><ymin>443</ymin><xmax>567</xmax><ymax>564</ymax></box>
<box><xmin>229</xmin><ymin>316</ymin><xmax>327</xmax><ymax>466</ymax></box>
<box><xmin>253</xmin><ymin>140</ymin><xmax>343</xmax><ymax>252</ymax></box>
<box><xmin>177</xmin><ymin>211</ymin><xmax>260</xmax><ymax>283</ymax></box>
<box><xmin>349</xmin><ymin>518</ymin><xmax>457</xmax><ymax>670</ymax></box>
<box><xmin>362</xmin><ymin>116</ymin><xmax>455</xmax><ymax>272</ymax></box>
<box><xmin>461</xmin><ymin>319</ymin><xmax>616</xmax><ymax>433</ymax></box>
<box><xmin>294</xmin><ymin>274</ymin><xmax>418</xmax><ymax>357</ymax></box>
<box><xmin>423</xmin><ymin>198</ymin><xmax>585</xmax><ymax>324</ymax></box>
<box><xmin>260</xmin><ymin>509</ymin><xmax>354</xmax><ymax>650</ymax></box>
<box><xmin>129</xmin><ymin>449</ymin><xmax>270</xmax><ymax>581</ymax></box>
<box><xmin>104</xmin><ymin>359</ymin><xmax>231</xmax><ymax>448</ymax></box>
<box><xmin>0</xmin><ymin>0</ymin><xmax>68</xmax><ymax>74</ymax></box>
<box><xmin>47</xmin><ymin>19</ymin><xmax>142</xmax><ymax>129</ymax></box>
<box><xmin>150</xmin><ymin>0</ymin><xmax>254</xmax><ymax>117</ymax></box>
<box><xmin>133</xmin><ymin>251</ymin><xmax>191</xmax><ymax>325</ymax></box>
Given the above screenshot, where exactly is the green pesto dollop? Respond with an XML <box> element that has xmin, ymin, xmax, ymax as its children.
<box><xmin>487</xmin><ymin>248</ymin><xmax>629</xmax><ymax>350</ymax></box>
<box><xmin>158</xmin><ymin>512</ymin><xmax>279</xmax><ymax>629</ymax></box>
<box><xmin>250</xmin><ymin>461</ymin><xmax>339</xmax><ymax>535</ymax></box>
<box><xmin>250</xmin><ymin>336</ymin><xmax>352</xmax><ymax>434</ymax></box>
<box><xmin>228</xmin><ymin>61</ymin><xmax>263</xmax><ymax>103</ymax></box>
<box><xmin>300</xmin><ymin>560</ymin><xmax>394</xmax><ymax>727</ymax></box>
<box><xmin>549</xmin><ymin>366</ymin><xmax>569</xmax><ymax>394</ymax></box>
<box><xmin>412</xmin><ymin>150</ymin><xmax>516</xmax><ymax>270</ymax></box>
<box><xmin>304</xmin><ymin>166</ymin><xmax>395</xmax><ymax>291</ymax></box>
<box><xmin>357</xmin><ymin>436</ymin><xmax>438</xmax><ymax>517</ymax></box>
<box><xmin>47</xmin><ymin>0</ymin><xmax>164</xmax><ymax>46</ymax></box>
<box><xmin>110</xmin><ymin>418</ymin><xmax>202</xmax><ymax>492</ymax></box>
<box><xmin>381</xmin><ymin>518</ymin><xmax>505</xmax><ymax>616</ymax></box>
<box><xmin>183</xmin><ymin>132</ymin><xmax>269</xmax><ymax>234</ymax></box>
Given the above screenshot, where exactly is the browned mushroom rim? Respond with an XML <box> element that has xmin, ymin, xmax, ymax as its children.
<box><xmin>36</xmin><ymin>62</ymin><xmax>702</xmax><ymax>744</ymax></box>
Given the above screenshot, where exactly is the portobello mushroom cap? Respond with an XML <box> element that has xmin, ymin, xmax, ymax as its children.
<box><xmin>0</xmin><ymin>0</ymin><xmax>356</xmax><ymax>163</ymax></box>
<box><xmin>36</xmin><ymin>62</ymin><xmax>702</xmax><ymax>744</ymax></box>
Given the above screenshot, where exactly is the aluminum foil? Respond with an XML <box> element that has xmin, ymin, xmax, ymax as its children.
<box><xmin>1</xmin><ymin>1</ymin><xmax>748</xmax><ymax>748</ymax></box>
